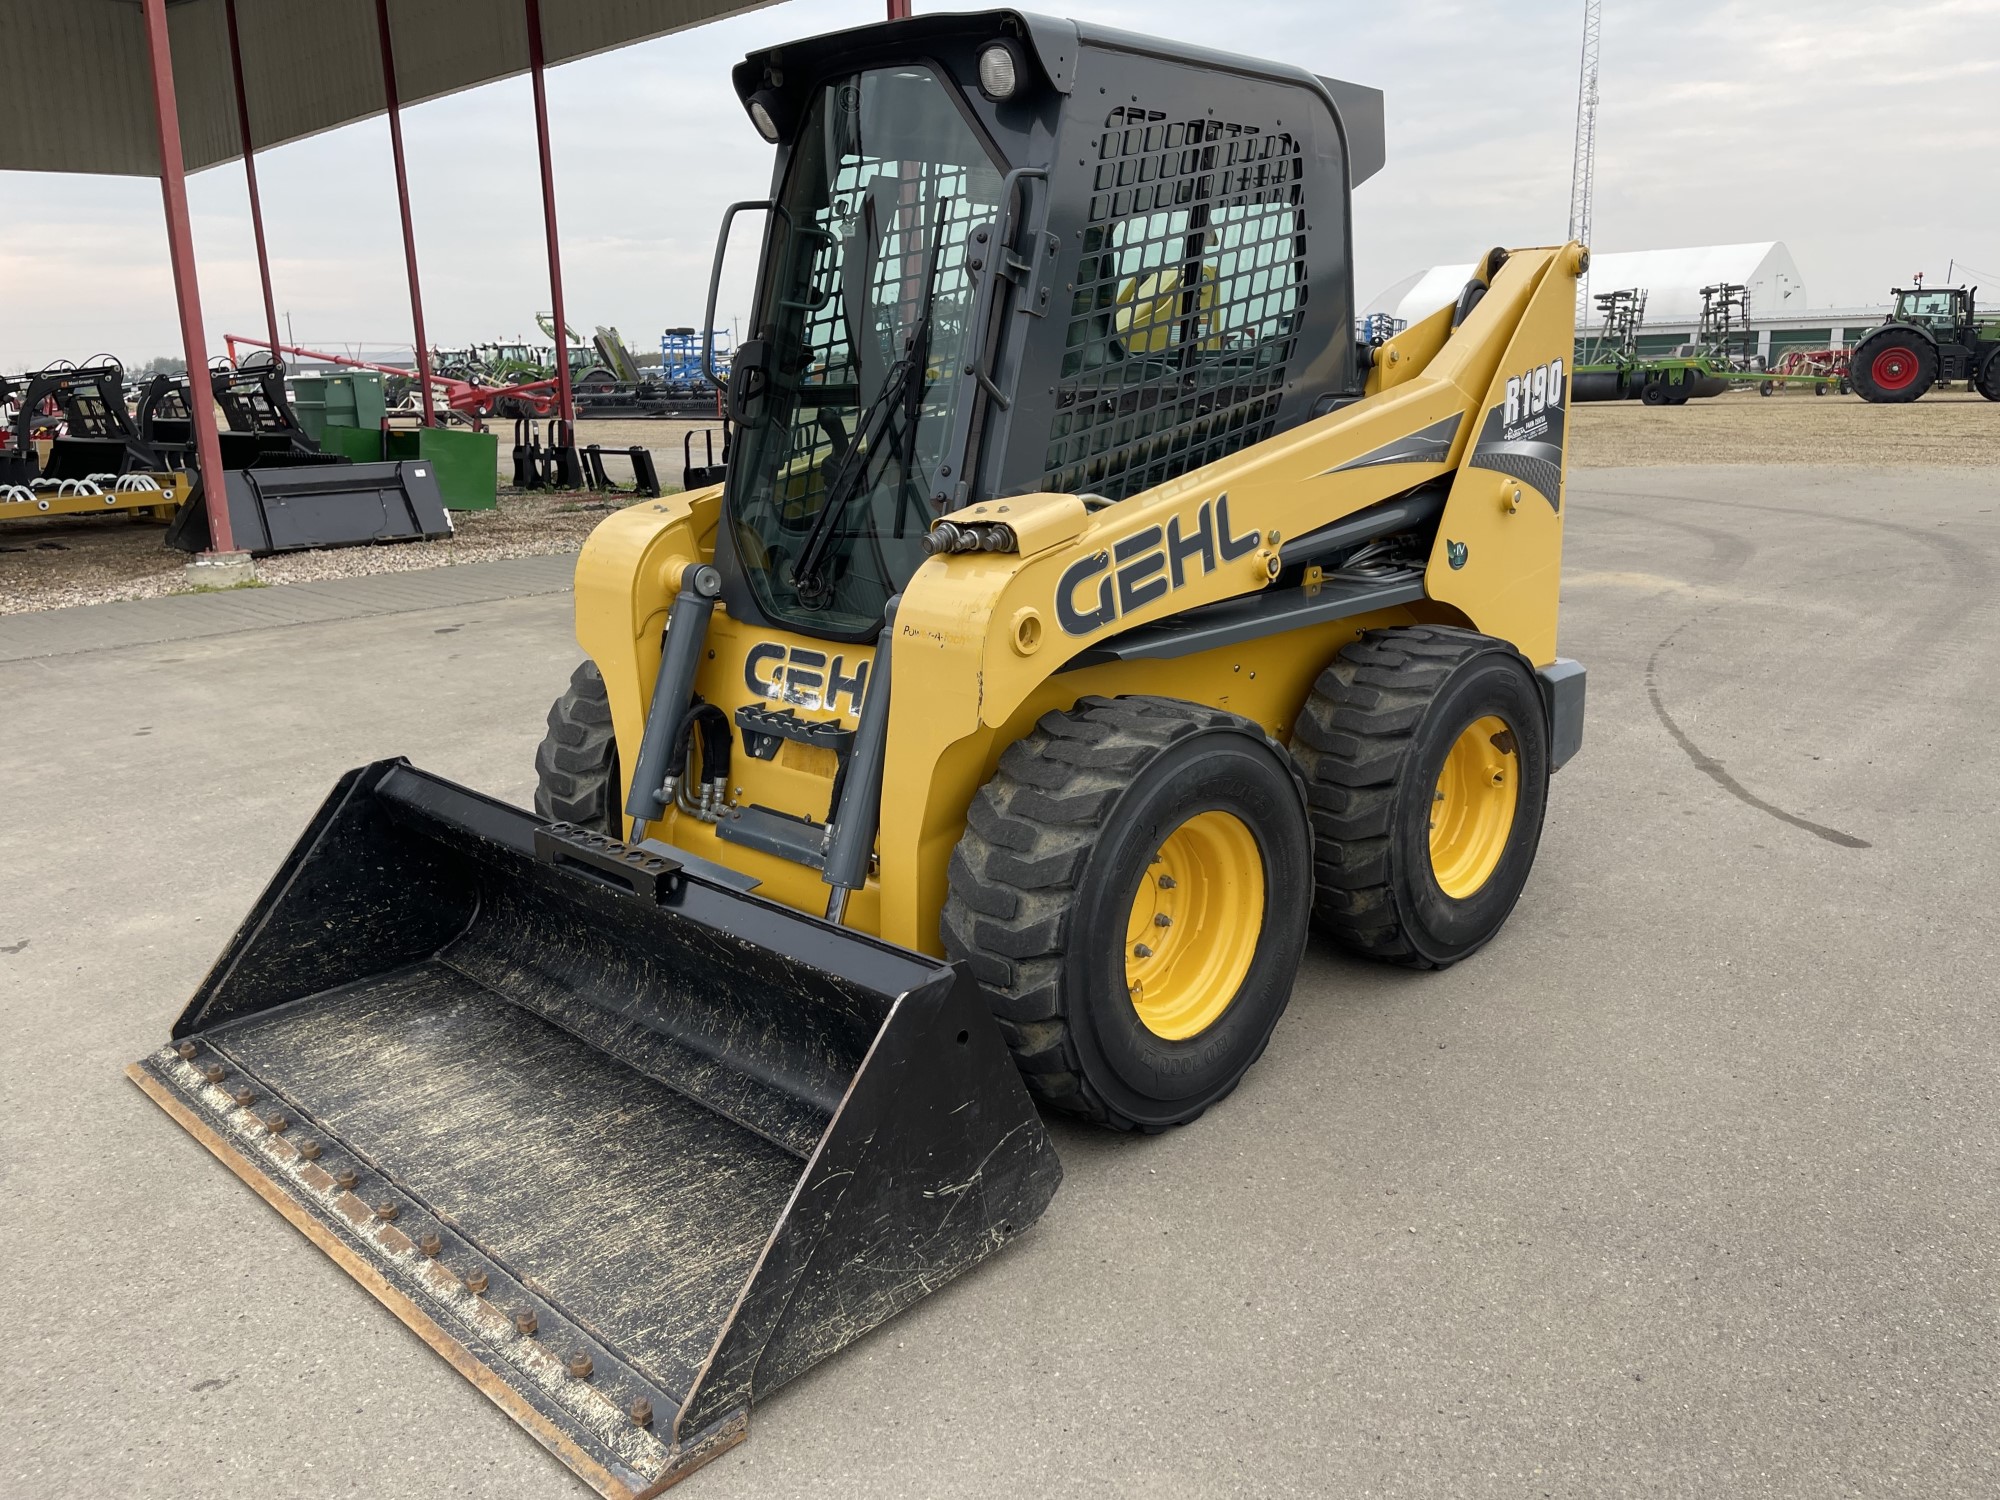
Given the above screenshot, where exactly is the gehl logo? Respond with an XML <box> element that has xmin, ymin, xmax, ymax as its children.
<box><xmin>744</xmin><ymin>643</ymin><xmax>870</xmax><ymax>717</ymax></box>
<box><xmin>1503</xmin><ymin>357</ymin><xmax>1565</xmax><ymax>438</ymax></box>
<box><xmin>1057</xmin><ymin>494</ymin><xmax>1260</xmax><ymax>636</ymax></box>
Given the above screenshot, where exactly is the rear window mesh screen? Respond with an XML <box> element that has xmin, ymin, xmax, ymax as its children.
<box><xmin>1041</xmin><ymin>106</ymin><xmax>1305</xmax><ymax>500</ymax></box>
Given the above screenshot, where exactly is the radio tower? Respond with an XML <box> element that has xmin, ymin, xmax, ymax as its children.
<box><xmin>1568</xmin><ymin>0</ymin><xmax>1603</xmax><ymax>325</ymax></box>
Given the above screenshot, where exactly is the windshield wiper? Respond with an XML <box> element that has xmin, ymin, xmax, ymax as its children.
<box><xmin>792</xmin><ymin>203</ymin><xmax>951</xmax><ymax>608</ymax></box>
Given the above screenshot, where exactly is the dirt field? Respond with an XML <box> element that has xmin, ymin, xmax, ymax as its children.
<box><xmin>1571</xmin><ymin>386</ymin><xmax>2000</xmax><ymax>468</ymax></box>
<box><xmin>2</xmin><ymin>395</ymin><xmax>1992</xmax><ymax>615</ymax></box>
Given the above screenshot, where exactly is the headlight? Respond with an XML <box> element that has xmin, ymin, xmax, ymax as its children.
<box><xmin>977</xmin><ymin>42</ymin><xmax>1021</xmax><ymax>101</ymax></box>
<box><xmin>747</xmin><ymin>92</ymin><xmax>781</xmax><ymax>143</ymax></box>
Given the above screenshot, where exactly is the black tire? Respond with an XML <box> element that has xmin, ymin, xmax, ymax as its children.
<box><xmin>1759</xmin><ymin>380</ymin><xmax>1774</xmax><ymax>397</ymax></box>
<box><xmin>1814</xmin><ymin>382</ymin><xmax>1829</xmax><ymax>396</ymax></box>
<box><xmin>1289</xmin><ymin>626</ymin><xmax>1550</xmax><ymax>969</ymax></box>
<box><xmin>1849</xmin><ymin>329</ymin><xmax>1937</xmax><ymax>403</ymax></box>
<box><xmin>942</xmin><ymin>696</ymin><xmax>1312</xmax><ymax>1132</ymax></box>
<box><xmin>534</xmin><ymin>660</ymin><xmax>622</xmax><ymax>833</ymax></box>
<box><xmin>1640</xmin><ymin>379</ymin><xmax>1667</xmax><ymax>406</ymax></box>
<box><xmin>1977</xmin><ymin>350</ymin><xmax>2000</xmax><ymax>401</ymax></box>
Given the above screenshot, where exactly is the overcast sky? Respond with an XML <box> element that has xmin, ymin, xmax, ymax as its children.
<box><xmin>4</xmin><ymin>0</ymin><xmax>1997</xmax><ymax>370</ymax></box>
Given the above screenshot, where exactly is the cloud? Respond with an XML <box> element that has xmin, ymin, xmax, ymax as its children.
<box><xmin>3</xmin><ymin>0</ymin><xmax>1994</xmax><ymax>369</ymax></box>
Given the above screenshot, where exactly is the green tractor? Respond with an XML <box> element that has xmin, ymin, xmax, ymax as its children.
<box><xmin>1848</xmin><ymin>286</ymin><xmax>2000</xmax><ymax>403</ymax></box>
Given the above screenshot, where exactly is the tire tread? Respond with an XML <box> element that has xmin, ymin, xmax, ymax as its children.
<box><xmin>943</xmin><ymin>695</ymin><xmax>1293</xmax><ymax>1130</ymax></box>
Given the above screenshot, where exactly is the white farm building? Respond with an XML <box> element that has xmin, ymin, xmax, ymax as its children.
<box><xmin>1369</xmin><ymin>242</ymin><xmax>1808</xmax><ymax>329</ymax></box>
<box><xmin>1366</xmin><ymin>241</ymin><xmax>1894</xmax><ymax>365</ymax></box>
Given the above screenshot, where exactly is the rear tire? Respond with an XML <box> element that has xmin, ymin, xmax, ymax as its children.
<box><xmin>1977</xmin><ymin>350</ymin><xmax>2000</xmax><ymax>401</ymax></box>
<box><xmin>942</xmin><ymin>696</ymin><xmax>1312</xmax><ymax>1132</ymax></box>
<box><xmin>534</xmin><ymin>660</ymin><xmax>622</xmax><ymax>833</ymax></box>
<box><xmin>1289</xmin><ymin>626</ymin><xmax>1550</xmax><ymax>969</ymax></box>
<box><xmin>1849</xmin><ymin>329</ymin><xmax>1937</xmax><ymax>403</ymax></box>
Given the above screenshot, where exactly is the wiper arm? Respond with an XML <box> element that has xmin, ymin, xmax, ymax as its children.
<box><xmin>792</xmin><ymin>204</ymin><xmax>951</xmax><ymax>605</ymax></box>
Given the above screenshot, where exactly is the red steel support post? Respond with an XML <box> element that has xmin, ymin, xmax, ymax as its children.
<box><xmin>374</xmin><ymin>0</ymin><xmax>437</xmax><ymax>426</ymax></box>
<box><xmin>887</xmin><ymin>0</ymin><xmax>912</xmax><ymax>17</ymax></box>
<box><xmin>140</xmin><ymin>0</ymin><xmax>235</xmax><ymax>554</ymax></box>
<box><xmin>224</xmin><ymin>0</ymin><xmax>282</xmax><ymax>363</ymax></box>
<box><xmin>525</xmin><ymin>0</ymin><xmax>575</xmax><ymax>439</ymax></box>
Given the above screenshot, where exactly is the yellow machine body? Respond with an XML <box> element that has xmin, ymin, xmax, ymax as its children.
<box><xmin>578</xmin><ymin>243</ymin><xmax>1585</xmax><ymax>954</ymax></box>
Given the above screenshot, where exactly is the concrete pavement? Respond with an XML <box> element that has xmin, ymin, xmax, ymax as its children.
<box><xmin>3</xmin><ymin>467</ymin><xmax>1996</xmax><ymax>1498</ymax></box>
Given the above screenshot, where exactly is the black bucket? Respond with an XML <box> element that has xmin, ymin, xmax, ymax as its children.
<box><xmin>164</xmin><ymin>460</ymin><xmax>453</xmax><ymax>555</ymax></box>
<box><xmin>129</xmin><ymin>761</ymin><xmax>1060</xmax><ymax>1497</ymax></box>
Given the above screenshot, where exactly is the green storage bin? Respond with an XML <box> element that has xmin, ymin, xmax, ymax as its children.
<box><xmin>292</xmin><ymin>372</ymin><xmax>385</xmax><ymax>441</ymax></box>
<box><xmin>386</xmin><ymin>426</ymin><xmax>498</xmax><ymax>511</ymax></box>
<box><xmin>318</xmin><ymin>422</ymin><xmax>386</xmax><ymax>463</ymax></box>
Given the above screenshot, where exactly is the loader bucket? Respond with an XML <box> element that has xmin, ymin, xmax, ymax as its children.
<box><xmin>128</xmin><ymin>761</ymin><xmax>1061</xmax><ymax>1497</ymax></box>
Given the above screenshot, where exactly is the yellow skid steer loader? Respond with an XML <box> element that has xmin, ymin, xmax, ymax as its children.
<box><xmin>132</xmin><ymin>10</ymin><xmax>1586</xmax><ymax>1496</ymax></box>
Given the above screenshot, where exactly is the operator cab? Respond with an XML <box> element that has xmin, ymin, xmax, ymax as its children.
<box><xmin>1892</xmin><ymin>286</ymin><xmax>1971</xmax><ymax>332</ymax></box>
<box><xmin>706</xmin><ymin>9</ymin><xmax>1385</xmax><ymax>643</ymax></box>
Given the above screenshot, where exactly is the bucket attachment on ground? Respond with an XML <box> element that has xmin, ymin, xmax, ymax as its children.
<box><xmin>164</xmin><ymin>460</ymin><xmax>452</xmax><ymax>555</ymax></box>
<box><xmin>128</xmin><ymin>761</ymin><xmax>1061</xmax><ymax>1497</ymax></box>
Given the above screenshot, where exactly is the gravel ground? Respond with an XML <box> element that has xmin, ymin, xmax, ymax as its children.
<box><xmin>3</xmin><ymin>394</ymin><xmax>1991</xmax><ymax>615</ymax></box>
<box><xmin>0</xmin><ymin>491</ymin><xmax>639</xmax><ymax>615</ymax></box>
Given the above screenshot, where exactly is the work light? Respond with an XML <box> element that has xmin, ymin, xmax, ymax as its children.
<box><xmin>977</xmin><ymin>42</ymin><xmax>1021</xmax><ymax>100</ymax></box>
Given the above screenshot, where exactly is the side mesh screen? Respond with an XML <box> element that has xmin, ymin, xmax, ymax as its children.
<box><xmin>1042</xmin><ymin>106</ymin><xmax>1306</xmax><ymax>500</ymax></box>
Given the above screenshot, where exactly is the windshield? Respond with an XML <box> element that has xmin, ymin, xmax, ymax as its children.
<box><xmin>727</xmin><ymin>65</ymin><xmax>1005</xmax><ymax>637</ymax></box>
<box><xmin>1897</xmin><ymin>290</ymin><xmax>1959</xmax><ymax>325</ymax></box>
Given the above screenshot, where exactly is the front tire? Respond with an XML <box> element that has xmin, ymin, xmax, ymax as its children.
<box><xmin>533</xmin><ymin>660</ymin><xmax>622</xmax><ymax>833</ymax></box>
<box><xmin>1289</xmin><ymin>626</ymin><xmax>1551</xmax><ymax>969</ymax></box>
<box><xmin>943</xmin><ymin>696</ymin><xmax>1312</xmax><ymax>1132</ymax></box>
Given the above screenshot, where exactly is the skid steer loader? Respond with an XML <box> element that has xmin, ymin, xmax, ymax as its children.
<box><xmin>131</xmin><ymin>11</ymin><xmax>1586</xmax><ymax>1496</ymax></box>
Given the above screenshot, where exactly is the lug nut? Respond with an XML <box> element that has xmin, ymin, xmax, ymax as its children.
<box><xmin>335</xmin><ymin>1168</ymin><xmax>358</xmax><ymax>1190</ymax></box>
<box><xmin>232</xmin><ymin>1088</ymin><xmax>256</xmax><ymax>1108</ymax></box>
<box><xmin>175</xmin><ymin>1041</ymin><xmax>197</xmax><ymax>1060</ymax></box>
<box><xmin>1154</xmin><ymin>913</ymin><xmax>1173</xmax><ymax>928</ymax></box>
<box><xmin>1158</xmin><ymin>875</ymin><xmax>1177</xmax><ymax>890</ymax></box>
<box><xmin>1133</xmin><ymin>943</ymin><xmax>1154</xmax><ymax>959</ymax></box>
<box><xmin>629</xmin><ymin>1398</ymin><xmax>654</xmax><ymax>1428</ymax></box>
<box><xmin>566</xmin><ymin>1352</ymin><xmax>594</xmax><ymax>1380</ymax></box>
<box><xmin>202</xmin><ymin>1063</ymin><xmax>225</xmax><ymax>1083</ymax></box>
<box><xmin>514</xmin><ymin>1309</ymin><xmax>539</xmax><ymax>1337</ymax></box>
<box><xmin>264</xmin><ymin>1113</ymin><xmax>288</xmax><ymax>1134</ymax></box>
<box><xmin>418</xmin><ymin>1232</ymin><xmax>442</xmax><ymax>1258</ymax></box>
<box><xmin>373</xmin><ymin>1200</ymin><xmax>398</xmax><ymax>1222</ymax></box>
<box><xmin>297</xmin><ymin>1139</ymin><xmax>321</xmax><ymax>1160</ymax></box>
<box><xmin>465</xmin><ymin>1269</ymin><xmax>489</xmax><ymax>1295</ymax></box>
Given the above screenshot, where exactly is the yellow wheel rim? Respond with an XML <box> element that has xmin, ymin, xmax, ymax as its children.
<box><xmin>1124</xmin><ymin>810</ymin><xmax>1264</xmax><ymax>1041</ymax></box>
<box><xmin>1429</xmin><ymin>714</ymin><xmax>1520</xmax><ymax>899</ymax></box>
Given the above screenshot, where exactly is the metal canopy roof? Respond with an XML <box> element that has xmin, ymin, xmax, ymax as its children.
<box><xmin>4</xmin><ymin>0</ymin><xmax>777</xmax><ymax>176</ymax></box>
